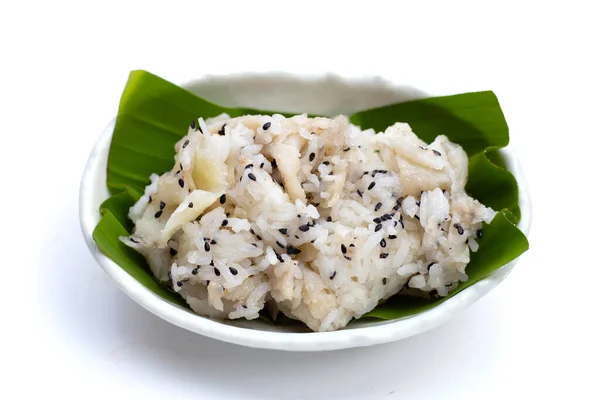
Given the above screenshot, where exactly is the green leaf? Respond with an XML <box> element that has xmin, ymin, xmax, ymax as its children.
<box><xmin>350</xmin><ymin>91</ymin><xmax>509</xmax><ymax>157</ymax></box>
<box><xmin>466</xmin><ymin>148</ymin><xmax>521</xmax><ymax>223</ymax></box>
<box><xmin>99</xmin><ymin>190</ymin><xmax>139</xmax><ymax>231</ymax></box>
<box><xmin>93</xmin><ymin>70</ymin><xmax>529</xmax><ymax>326</ymax></box>
<box><xmin>107</xmin><ymin>70</ymin><xmax>296</xmax><ymax>195</ymax></box>
<box><xmin>363</xmin><ymin>210</ymin><xmax>529</xmax><ymax>319</ymax></box>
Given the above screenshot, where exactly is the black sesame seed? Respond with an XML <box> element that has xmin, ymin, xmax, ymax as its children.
<box><xmin>388</xmin><ymin>235</ymin><xmax>397</xmax><ymax>239</ymax></box>
<box><xmin>371</xmin><ymin>170</ymin><xmax>378</xmax><ymax>177</ymax></box>
<box><xmin>328</xmin><ymin>171</ymin><xmax>333</xmax><ymax>175</ymax></box>
<box><xmin>310</xmin><ymin>240</ymin><xmax>316</xmax><ymax>243</ymax></box>
<box><xmin>375</xmin><ymin>223</ymin><xmax>383</xmax><ymax>232</ymax></box>
<box><xmin>271</xmin><ymin>159</ymin><xmax>277</xmax><ymax>169</ymax></box>
<box><xmin>368</xmin><ymin>181</ymin><xmax>376</xmax><ymax>190</ymax></box>
<box><xmin>262</xmin><ymin>122</ymin><xmax>271</xmax><ymax>130</ymax></box>
<box><xmin>374</xmin><ymin>202</ymin><xmax>382</xmax><ymax>212</ymax></box>
<box><xmin>221</xmin><ymin>219</ymin><xmax>228</xmax><ymax>227</ymax></box>
<box><xmin>183</xmin><ymin>139</ymin><xmax>190</xmax><ymax>148</ymax></box>
<box><xmin>357</xmin><ymin>190</ymin><xmax>363</xmax><ymax>198</ymax></box>
<box><xmin>256</xmin><ymin>235</ymin><xmax>262</xmax><ymax>240</ymax></box>
<box><xmin>260</xmin><ymin>162</ymin><xmax>265</xmax><ymax>169</ymax></box>
<box><xmin>380</xmin><ymin>239</ymin><xmax>387</xmax><ymax>248</ymax></box>
<box><xmin>396</xmin><ymin>197</ymin><xmax>404</xmax><ymax>205</ymax></box>
<box><xmin>192</xmin><ymin>267</ymin><xmax>199</xmax><ymax>275</ymax></box>
<box><xmin>343</xmin><ymin>147</ymin><xmax>350</xmax><ymax>152</ymax></box>
<box><xmin>159</xmin><ymin>201</ymin><xmax>166</xmax><ymax>210</ymax></box>
<box><xmin>476</xmin><ymin>229</ymin><xmax>483</xmax><ymax>239</ymax></box>
<box><xmin>214</xmin><ymin>267</ymin><xmax>221</xmax><ymax>276</ymax></box>
<box><xmin>250</xmin><ymin>228</ymin><xmax>255</xmax><ymax>235</ymax></box>
<box><xmin>415</xmin><ymin>200</ymin><xmax>421</xmax><ymax>206</ymax></box>
<box><xmin>341</xmin><ymin>244</ymin><xmax>347</xmax><ymax>254</ymax></box>
<box><xmin>382</xmin><ymin>277</ymin><xmax>387</xmax><ymax>285</ymax></box>
<box><xmin>349</xmin><ymin>244</ymin><xmax>355</xmax><ymax>247</ymax></box>
<box><xmin>178</xmin><ymin>178</ymin><xmax>184</xmax><ymax>188</ymax></box>
<box><xmin>218</xmin><ymin>124</ymin><xmax>226</xmax><ymax>135</ymax></box>
<box><xmin>432</xmin><ymin>149</ymin><xmax>442</xmax><ymax>156</ymax></box>
<box><xmin>393</xmin><ymin>204</ymin><xmax>402</xmax><ymax>211</ymax></box>
<box><xmin>177</xmin><ymin>281</ymin><xmax>183</xmax><ymax>287</ymax></box>
<box><xmin>299</xmin><ymin>224</ymin><xmax>310</xmax><ymax>232</ymax></box>
<box><xmin>378</xmin><ymin>170</ymin><xmax>388</xmax><ymax>174</ymax></box>
<box><xmin>229</xmin><ymin>267</ymin><xmax>238</xmax><ymax>275</ymax></box>
<box><xmin>330</xmin><ymin>271</ymin><xmax>337</xmax><ymax>280</ymax></box>
<box><xmin>204</xmin><ymin>242</ymin><xmax>210</xmax><ymax>251</ymax></box>
<box><xmin>415</xmin><ymin>215</ymin><xmax>420</xmax><ymax>221</ymax></box>
<box><xmin>454</xmin><ymin>223</ymin><xmax>464</xmax><ymax>235</ymax></box>
<box><xmin>344</xmin><ymin>255</ymin><xmax>352</xmax><ymax>261</ymax></box>
<box><xmin>190</xmin><ymin>120</ymin><xmax>196</xmax><ymax>130</ymax></box>
<box><xmin>323</xmin><ymin>161</ymin><xmax>330</xmax><ymax>165</ymax></box>
<box><xmin>428</xmin><ymin>262</ymin><xmax>436</xmax><ymax>271</ymax></box>
<box><xmin>276</xmin><ymin>241</ymin><xmax>285</xmax><ymax>249</ymax></box>
<box><xmin>170</xmin><ymin>248</ymin><xmax>177</xmax><ymax>256</ymax></box>
<box><xmin>326</xmin><ymin>216</ymin><xmax>332</xmax><ymax>222</ymax></box>
<box><xmin>286</xmin><ymin>245</ymin><xmax>301</xmax><ymax>255</ymax></box>
<box><xmin>314</xmin><ymin>203</ymin><xmax>320</xmax><ymax>207</ymax></box>
<box><xmin>248</xmin><ymin>173</ymin><xmax>257</xmax><ymax>181</ymax></box>
<box><xmin>294</xmin><ymin>235</ymin><xmax>299</xmax><ymax>239</ymax></box>
<box><xmin>380</xmin><ymin>253</ymin><xmax>389</xmax><ymax>259</ymax></box>
<box><xmin>210</xmin><ymin>239</ymin><xmax>217</xmax><ymax>245</ymax></box>
<box><xmin>188</xmin><ymin>202</ymin><xmax>194</xmax><ymax>208</ymax></box>
<box><xmin>276</xmin><ymin>253</ymin><xmax>284</xmax><ymax>263</ymax></box>
<box><xmin>245</xmin><ymin>163</ymin><xmax>254</xmax><ymax>170</ymax></box>
<box><xmin>252</xmin><ymin>243</ymin><xmax>258</xmax><ymax>247</ymax></box>
<box><xmin>363</xmin><ymin>171</ymin><xmax>369</xmax><ymax>176</ymax></box>
<box><xmin>242</xmin><ymin>305</ymin><xmax>247</xmax><ymax>309</ymax></box>
<box><xmin>154</xmin><ymin>210</ymin><xmax>163</xmax><ymax>218</ymax></box>
<box><xmin>373</xmin><ymin>217</ymin><xmax>382</xmax><ymax>224</ymax></box>
<box><xmin>148</xmin><ymin>195</ymin><xmax>152</xmax><ymax>204</ymax></box>
<box><xmin>210</xmin><ymin>260</ymin><xmax>214</xmax><ymax>266</ymax></box>
<box><xmin>309</xmin><ymin>152</ymin><xmax>315</xmax><ymax>162</ymax></box>
<box><xmin>220</xmin><ymin>194</ymin><xmax>226</xmax><ymax>204</ymax></box>
<box><xmin>399</xmin><ymin>215</ymin><xmax>404</xmax><ymax>229</ymax></box>
<box><xmin>278</xmin><ymin>228</ymin><xmax>288</xmax><ymax>235</ymax></box>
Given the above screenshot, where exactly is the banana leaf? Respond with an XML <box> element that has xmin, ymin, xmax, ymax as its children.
<box><xmin>92</xmin><ymin>70</ymin><xmax>529</xmax><ymax>323</ymax></box>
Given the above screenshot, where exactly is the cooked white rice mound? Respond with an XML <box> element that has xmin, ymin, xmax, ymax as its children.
<box><xmin>121</xmin><ymin>113</ymin><xmax>495</xmax><ymax>332</ymax></box>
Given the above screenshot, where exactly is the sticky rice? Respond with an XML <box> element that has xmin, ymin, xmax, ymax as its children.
<box><xmin>121</xmin><ymin>113</ymin><xmax>495</xmax><ymax>332</ymax></box>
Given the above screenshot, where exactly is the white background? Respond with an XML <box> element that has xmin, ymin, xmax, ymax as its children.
<box><xmin>2</xmin><ymin>1</ymin><xmax>599</xmax><ymax>398</ymax></box>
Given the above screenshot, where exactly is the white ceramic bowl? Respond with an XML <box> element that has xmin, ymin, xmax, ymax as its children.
<box><xmin>80</xmin><ymin>73</ymin><xmax>531</xmax><ymax>351</ymax></box>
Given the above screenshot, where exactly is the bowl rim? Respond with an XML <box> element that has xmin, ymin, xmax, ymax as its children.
<box><xmin>79</xmin><ymin>76</ymin><xmax>531</xmax><ymax>351</ymax></box>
